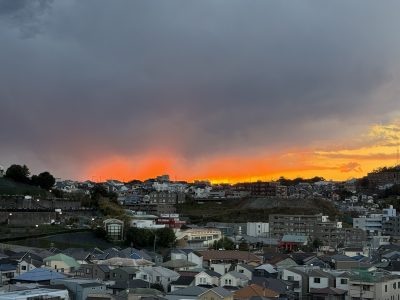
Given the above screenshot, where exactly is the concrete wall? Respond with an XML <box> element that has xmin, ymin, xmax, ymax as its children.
<box><xmin>0</xmin><ymin>210</ymin><xmax>95</xmax><ymax>226</ymax></box>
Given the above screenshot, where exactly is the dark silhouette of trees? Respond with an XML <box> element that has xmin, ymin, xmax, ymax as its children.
<box><xmin>5</xmin><ymin>164</ymin><xmax>30</xmax><ymax>184</ymax></box>
<box><xmin>31</xmin><ymin>171</ymin><xmax>55</xmax><ymax>190</ymax></box>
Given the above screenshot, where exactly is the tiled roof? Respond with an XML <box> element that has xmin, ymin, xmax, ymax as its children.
<box><xmin>15</xmin><ymin>268</ymin><xmax>66</xmax><ymax>282</ymax></box>
<box><xmin>198</xmin><ymin>250</ymin><xmax>262</xmax><ymax>262</ymax></box>
<box><xmin>234</xmin><ymin>284</ymin><xmax>279</xmax><ymax>298</ymax></box>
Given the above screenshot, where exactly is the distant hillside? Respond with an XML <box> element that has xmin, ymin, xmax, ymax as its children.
<box><xmin>177</xmin><ymin>197</ymin><xmax>339</xmax><ymax>224</ymax></box>
<box><xmin>0</xmin><ymin>177</ymin><xmax>49</xmax><ymax>196</ymax></box>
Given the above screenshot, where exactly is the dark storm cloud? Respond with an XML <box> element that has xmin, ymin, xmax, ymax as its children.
<box><xmin>1</xmin><ymin>0</ymin><xmax>400</xmax><ymax>178</ymax></box>
<box><xmin>0</xmin><ymin>0</ymin><xmax>53</xmax><ymax>37</ymax></box>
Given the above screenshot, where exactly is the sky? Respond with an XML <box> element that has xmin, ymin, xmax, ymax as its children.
<box><xmin>1</xmin><ymin>0</ymin><xmax>400</xmax><ymax>183</ymax></box>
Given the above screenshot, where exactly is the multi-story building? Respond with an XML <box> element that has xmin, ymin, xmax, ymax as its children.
<box><xmin>383</xmin><ymin>216</ymin><xmax>400</xmax><ymax>239</ymax></box>
<box><xmin>148</xmin><ymin>191</ymin><xmax>185</xmax><ymax>204</ymax></box>
<box><xmin>156</xmin><ymin>214</ymin><xmax>186</xmax><ymax>229</ymax></box>
<box><xmin>353</xmin><ymin>214</ymin><xmax>384</xmax><ymax>235</ymax></box>
<box><xmin>353</xmin><ymin>206</ymin><xmax>397</xmax><ymax>236</ymax></box>
<box><xmin>176</xmin><ymin>228</ymin><xmax>222</xmax><ymax>248</ymax></box>
<box><xmin>270</xmin><ymin>214</ymin><xmax>366</xmax><ymax>247</ymax></box>
<box><xmin>269</xmin><ymin>214</ymin><xmax>326</xmax><ymax>237</ymax></box>
<box><xmin>348</xmin><ymin>270</ymin><xmax>400</xmax><ymax>300</ymax></box>
<box><xmin>234</xmin><ymin>182</ymin><xmax>287</xmax><ymax>198</ymax></box>
<box><xmin>246</xmin><ymin>222</ymin><xmax>269</xmax><ymax>237</ymax></box>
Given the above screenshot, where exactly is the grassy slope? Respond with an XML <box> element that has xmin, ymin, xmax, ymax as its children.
<box><xmin>0</xmin><ymin>177</ymin><xmax>49</xmax><ymax>196</ymax></box>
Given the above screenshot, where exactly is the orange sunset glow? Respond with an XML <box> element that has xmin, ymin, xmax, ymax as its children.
<box><xmin>84</xmin><ymin>120</ymin><xmax>400</xmax><ymax>183</ymax></box>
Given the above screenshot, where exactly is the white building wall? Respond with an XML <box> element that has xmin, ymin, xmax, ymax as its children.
<box><xmin>246</xmin><ymin>222</ymin><xmax>269</xmax><ymax>237</ymax></box>
<box><xmin>308</xmin><ymin>276</ymin><xmax>329</xmax><ymax>290</ymax></box>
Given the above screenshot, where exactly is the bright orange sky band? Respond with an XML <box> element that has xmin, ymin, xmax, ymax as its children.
<box><xmin>84</xmin><ymin>121</ymin><xmax>400</xmax><ymax>183</ymax></box>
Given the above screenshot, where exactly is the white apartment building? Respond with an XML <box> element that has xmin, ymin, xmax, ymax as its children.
<box><xmin>353</xmin><ymin>206</ymin><xmax>397</xmax><ymax>236</ymax></box>
<box><xmin>246</xmin><ymin>222</ymin><xmax>269</xmax><ymax>237</ymax></box>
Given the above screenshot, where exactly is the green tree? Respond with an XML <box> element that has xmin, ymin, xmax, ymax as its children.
<box><xmin>90</xmin><ymin>184</ymin><xmax>118</xmax><ymax>206</ymax></box>
<box><xmin>312</xmin><ymin>238</ymin><xmax>323</xmax><ymax>250</ymax></box>
<box><xmin>125</xmin><ymin>227</ymin><xmax>176</xmax><ymax>249</ymax></box>
<box><xmin>212</xmin><ymin>237</ymin><xmax>235</xmax><ymax>250</ymax></box>
<box><xmin>31</xmin><ymin>171</ymin><xmax>55</xmax><ymax>190</ymax></box>
<box><xmin>126</xmin><ymin>227</ymin><xmax>153</xmax><ymax>248</ymax></box>
<box><xmin>5</xmin><ymin>164</ymin><xmax>30</xmax><ymax>184</ymax></box>
<box><xmin>156</xmin><ymin>228</ymin><xmax>176</xmax><ymax>248</ymax></box>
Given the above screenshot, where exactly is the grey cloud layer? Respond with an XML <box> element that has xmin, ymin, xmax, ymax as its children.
<box><xmin>0</xmin><ymin>0</ymin><xmax>400</xmax><ymax>177</ymax></box>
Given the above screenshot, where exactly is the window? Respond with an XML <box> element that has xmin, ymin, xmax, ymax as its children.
<box><xmin>394</xmin><ymin>283</ymin><xmax>397</xmax><ymax>290</ymax></box>
<box><xmin>21</xmin><ymin>266</ymin><xmax>26</xmax><ymax>271</ymax></box>
<box><xmin>314</xmin><ymin>278</ymin><xmax>321</xmax><ymax>283</ymax></box>
<box><xmin>113</xmin><ymin>273</ymin><xmax>116</xmax><ymax>278</ymax></box>
<box><xmin>143</xmin><ymin>275</ymin><xmax>147</xmax><ymax>280</ymax></box>
<box><xmin>86</xmin><ymin>268</ymin><xmax>90</xmax><ymax>274</ymax></box>
<box><xmin>156</xmin><ymin>276</ymin><xmax>161</xmax><ymax>282</ymax></box>
<box><xmin>61</xmin><ymin>268</ymin><xmax>65</xmax><ymax>273</ymax></box>
<box><xmin>340</xmin><ymin>279</ymin><xmax>347</xmax><ymax>284</ymax></box>
<box><xmin>54</xmin><ymin>265</ymin><xmax>57</xmax><ymax>270</ymax></box>
<box><xmin>385</xmin><ymin>285</ymin><xmax>388</xmax><ymax>292</ymax></box>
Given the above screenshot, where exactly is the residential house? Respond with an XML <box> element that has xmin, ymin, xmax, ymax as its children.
<box><xmin>211</xmin><ymin>262</ymin><xmax>232</xmax><ymax>276</ymax></box>
<box><xmin>110</xmin><ymin>278</ymin><xmax>148</xmax><ymax>295</ymax></box>
<box><xmin>348</xmin><ymin>270</ymin><xmax>400</xmax><ymax>300</ymax></box>
<box><xmin>137</xmin><ymin>266</ymin><xmax>180</xmax><ymax>291</ymax></box>
<box><xmin>308</xmin><ymin>269</ymin><xmax>335</xmax><ymax>291</ymax></box>
<box><xmin>76</xmin><ymin>264</ymin><xmax>111</xmax><ymax>280</ymax></box>
<box><xmin>251</xmin><ymin>277</ymin><xmax>295</xmax><ymax>299</ymax></box>
<box><xmin>235</xmin><ymin>264</ymin><xmax>254</xmax><ymax>281</ymax></box>
<box><xmin>9</xmin><ymin>252</ymin><xmax>43</xmax><ymax>276</ymax></box>
<box><xmin>281</xmin><ymin>268</ymin><xmax>309</xmax><ymax>300</ymax></box>
<box><xmin>170</xmin><ymin>275</ymin><xmax>196</xmax><ymax>292</ymax></box>
<box><xmin>162</xmin><ymin>259</ymin><xmax>198</xmax><ymax>271</ymax></box>
<box><xmin>332</xmin><ymin>271</ymin><xmax>350</xmax><ymax>291</ymax></box>
<box><xmin>220</xmin><ymin>271</ymin><xmax>249</xmax><ymax>288</ymax></box>
<box><xmin>171</xmin><ymin>249</ymin><xmax>203</xmax><ymax>269</ymax></box>
<box><xmin>110</xmin><ymin>266</ymin><xmax>139</xmax><ymax>281</ymax></box>
<box><xmin>233</xmin><ymin>284</ymin><xmax>279</xmax><ymax>300</ymax></box>
<box><xmin>195</xmin><ymin>270</ymin><xmax>221</xmax><ymax>287</ymax></box>
<box><xmin>199</xmin><ymin>287</ymin><xmax>233</xmax><ymax>300</ymax></box>
<box><xmin>0</xmin><ymin>261</ymin><xmax>17</xmax><ymax>285</ymax></box>
<box><xmin>43</xmin><ymin>253</ymin><xmax>80</xmax><ymax>274</ymax></box>
<box><xmin>166</xmin><ymin>286</ymin><xmax>208</xmax><ymax>300</ymax></box>
<box><xmin>199</xmin><ymin>250</ymin><xmax>262</xmax><ymax>268</ymax></box>
<box><xmin>93</xmin><ymin>257</ymin><xmax>153</xmax><ymax>268</ymax></box>
<box><xmin>253</xmin><ymin>264</ymin><xmax>278</xmax><ymax>278</ymax></box>
<box><xmin>51</xmin><ymin>278</ymin><xmax>107</xmax><ymax>300</ymax></box>
<box><xmin>13</xmin><ymin>267</ymin><xmax>66</xmax><ymax>284</ymax></box>
<box><xmin>309</xmin><ymin>287</ymin><xmax>347</xmax><ymax>300</ymax></box>
<box><xmin>17</xmin><ymin>256</ymin><xmax>42</xmax><ymax>275</ymax></box>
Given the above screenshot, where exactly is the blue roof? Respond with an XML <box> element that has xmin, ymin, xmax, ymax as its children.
<box><xmin>281</xmin><ymin>235</ymin><xmax>308</xmax><ymax>243</ymax></box>
<box><xmin>0</xmin><ymin>264</ymin><xmax>16</xmax><ymax>271</ymax></box>
<box><xmin>130</xmin><ymin>253</ymin><xmax>142</xmax><ymax>260</ymax></box>
<box><xmin>15</xmin><ymin>268</ymin><xmax>66</xmax><ymax>282</ymax></box>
